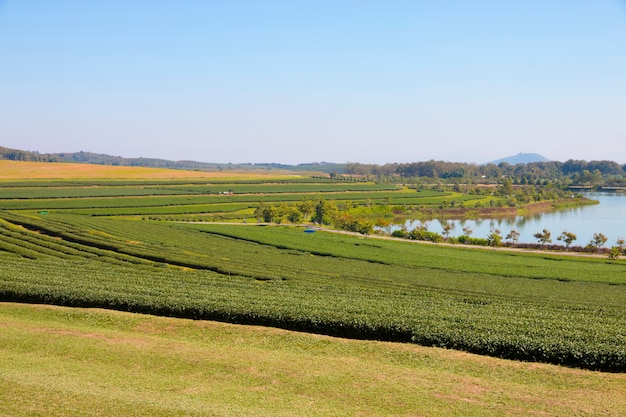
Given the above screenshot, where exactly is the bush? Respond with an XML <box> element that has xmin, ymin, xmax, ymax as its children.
<box><xmin>391</xmin><ymin>229</ymin><xmax>407</xmax><ymax>238</ymax></box>
<box><xmin>409</xmin><ymin>229</ymin><xmax>443</xmax><ymax>243</ymax></box>
<box><xmin>456</xmin><ymin>235</ymin><xmax>489</xmax><ymax>246</ymax></box>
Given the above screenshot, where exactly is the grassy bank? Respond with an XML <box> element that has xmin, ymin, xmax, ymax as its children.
<box><xmin>2</xmin><ymin>302</ymin><xmax>625</xmax><ymax>417</ymax></box>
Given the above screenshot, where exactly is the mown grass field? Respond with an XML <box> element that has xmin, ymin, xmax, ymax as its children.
<box><xmin>2</xmin><ymin>302</ymin><xmax>625</xmax><ymax>417</ymax></box>
<box><xmin>1</xmin><ymin>160</ymin><xmax>625</xmax><ymax>415</ymax></box>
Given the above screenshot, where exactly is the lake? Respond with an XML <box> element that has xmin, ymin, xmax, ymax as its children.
<box><xmin>382</xmin><ymin>192</ymin><xmax>626</xmax><ymax>247</ymax></box>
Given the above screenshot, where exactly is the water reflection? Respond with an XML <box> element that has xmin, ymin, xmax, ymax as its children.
<box><xmin>384</xmin><ymin>193</ymin><xmax>626</xmax><ymax>246</ymax></box>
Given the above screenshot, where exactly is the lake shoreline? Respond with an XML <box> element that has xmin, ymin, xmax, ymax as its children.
<box><xmin>375</xmin><ymin>196</ymin><xmax>624</xmax><ymax>256</ymax></box>
<box><xmin>392</xmin><ymin>197</ymin><xmax>598</xmax><ymax>221</ymax></box>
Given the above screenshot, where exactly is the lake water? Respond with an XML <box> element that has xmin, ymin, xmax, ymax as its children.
<box><xmin>381</xmin><ymin>192</ymin><xmax>626</xmax><ymax>247</ymax></box>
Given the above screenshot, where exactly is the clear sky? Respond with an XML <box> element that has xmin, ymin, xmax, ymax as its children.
<box><xmin>1</xmin><ymin>1</ymin><xmax>625</xmax><ymax>165</ymax></box>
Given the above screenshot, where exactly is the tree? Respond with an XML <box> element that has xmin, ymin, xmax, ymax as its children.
<box><xmin>460</xmin><ymin>226</ymin><xmax>473</xmax><ymax>244</ymax></box>
<box><xmin>358</xmin><ymin>220</ymin><xmax>374</xmax><ymax>235</ymax></box>
<box><xmin>312</xmin><ymin>199</ymin><xmax>338</xmax><ymax>225</ymax></box>
<box><xmin>589</xmin><ymin>233</ymin><xmax>608</xmax><ymax>253</ymax></box>
<box><xmin>557</xmin><ymin>231</ymin><xmax>577</xmax><ymax>250</ymax></box>
<box><xmin>408</xmin><ymin>221</ymin><xmax>443</xmax><ymax>242</ymax></box>
<box><xmin>616</xmin><ymin>238</ymin><xmax>625</xmax><ymax>255</ymax></box>
<box><xmin>533</xmin><ymin>229</ymin><xmax>552</xmax><ymax>246</ymax></box>
<box><xmin>298</xmin><ymin>199</ymin><xmax>315</xmax><ymax>221</ymax></box>
<box><xmin>334</xmin><ymin>213</ymin><xmax>373</xmax><ymax>235</ymax></box>
<box><xmin>487</xmin><ymin>228</ymin><xmax>502</xmax><ymax>249</ymax></box>
<box><xmin>285</xmin><ymin>206</ymin><xmax>303</xmax><ymax>224</ymax></box>
<box><xmin>271</xmin><ymin>205</ymin><xmax>286</xmax><ymax>224</ymax></box>
<box><xmin>254</xmin><ymin>204</ymin><xmax>274</xmax><ymax>223</ymax></box>
<box><xmin>505</xmin><ymin>229</ymin><xmax>520</xmax><ymax>246</ymax></box>
<box><xmin>442</xmin><ymin>222</ymin><xmax>454</xmax><ymax>240</ymax></box>
<box><xmin>415</xmin><ymin>221</ymin><xmax>429</xmax><ymax>233</ymax></box>
<box><xmin>497</xmin><ymin>177</ymin><xmax>514</xmax><ymax>196</ymax></box>
<box><xmin>608</xmin><ymin>246</ymin><xmax>621</xmax><ymax>259</ymax></box>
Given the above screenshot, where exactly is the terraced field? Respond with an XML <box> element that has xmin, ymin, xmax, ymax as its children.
<box><xmin>1</xmin><ymin>167</ymin><xmax>625</xmax><ymax>373</ymax></box>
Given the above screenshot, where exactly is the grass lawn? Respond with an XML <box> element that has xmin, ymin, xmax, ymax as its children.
<box><xmin>1</xmin><ymin>302</ymin><xmax>625</xmax><ymax>417</ymax></box>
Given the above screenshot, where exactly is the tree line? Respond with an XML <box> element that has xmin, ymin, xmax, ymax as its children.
<box><xmin>391</xmin><ymin>223</ymin><xmax>625</xmax><ymax>259</ymax></box>
<box><xmin>0</xmin><ymin>146</ymin><xmax>345</xmax><ymax>173</ymax></box>
<box><xmin>346</xmin><ymin>160</ymin><xmax>626</xmax><ymax>187</ymax></box>
<box><xmin>253</xmin><ymin>198</ymin><xmax>390</xmax><ymax>235</ymax></box>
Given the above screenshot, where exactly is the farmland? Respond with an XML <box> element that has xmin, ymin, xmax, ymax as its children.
<box><xmin>1</xmin><ymin>161</ymin><xmax>625</xmax><ymax>414</ymax></box>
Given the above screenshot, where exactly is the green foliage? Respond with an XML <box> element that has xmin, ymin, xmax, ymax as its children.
<box><xmin>312</xmin><ymin>199</ymin><xmax>339</xmax><ymax>225</ymax></box>
<box><xmin>346</xmin><ymin>158</ymin><xmax>626</xmax><ymax>188</ymax></box>
<box><xmin>557</xmin><ymin>231</ymin><xmax>577</xmax><ymax>249</ymax></box>
<box><xmin>487</xmin><ymin>229</ymin><xmax>502</xmax><ymax>248</ymax></box>
<box><xmin>253</xmin><ymin>203</ymin><xmax>276</xmax><ymax>223</ymax></box>
<box><xmin>533</xmin><ymin>229</ymin><xmax>552</xmax><ymax>246</ymax></box>
<box><xmin>333</xmin><ymin>213</ymin><xmax>374</xmax><ymax>235</ymax></box>
<box><xmin>456</xmin><ymin>235</ymin><xmax>489</xmax><ymax>246</ymax></box>
<box><xmin>408</xmin><ymin>227</ymin><xmax>443</xmax><ymax>243</ymax></box>
<box><xmin>589</xmin><ymin>232</ymin><xmax>608</xmax><ymax>252</ymax></box>
<box><xmin>505</xmin><ymin>229</ymin><xmax>520</xmax><ymax>245</ymax></box>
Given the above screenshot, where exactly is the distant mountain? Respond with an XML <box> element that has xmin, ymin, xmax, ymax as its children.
<box><xmin>488</xmin><ymin>153</ymin><xmax>551</xmax><ymax>165</ymax></box>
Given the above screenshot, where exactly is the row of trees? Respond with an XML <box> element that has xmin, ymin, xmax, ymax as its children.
<box><xmin>253</xmin><ymin>199</ymin><xmax>385</xmax><ymax>235</ymax></box>
<box><xmin>0</xmin><ymin>146</ymin><xmax>298</xmax><ymax>172</ymax></box>
<box><xmin>346</xmin><ymin>160</ymin><xmax>626</xmax><ymax>187</ymax></box>
<box><xmin>392</xmin><ymin>223</ymin><xmax>625</xmax><ymax>258</ymax></box>
<box><xmin>529</xmin><ymin>229</ymin><xmax>624</xmax><ymax>258</ymax></box>
<box><xmin>451</xmin><ymin>179</ymin><xmax>575</xmax><ymax>206</ymax></box>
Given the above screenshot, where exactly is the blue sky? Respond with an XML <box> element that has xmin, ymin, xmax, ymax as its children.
<box><xmin>1</xmin><ymin>1</ymin><xmax>625</xmax><ymax>164</ymax></box>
